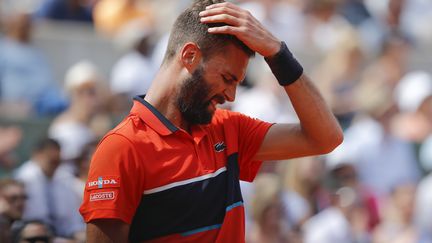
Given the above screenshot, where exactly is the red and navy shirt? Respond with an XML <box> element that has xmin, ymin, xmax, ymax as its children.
<box><xmin>79</xmin><ymin>95</ymin><xmax>273</xmax><ymax>242</ymax></box>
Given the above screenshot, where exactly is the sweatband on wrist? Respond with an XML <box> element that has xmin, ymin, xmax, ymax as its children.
<box><xmin>264</xmin><ymin>41</ymin><xmax>304</xmax><ymax>86</ymax></box>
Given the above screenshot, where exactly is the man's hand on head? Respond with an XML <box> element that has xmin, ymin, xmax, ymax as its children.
<box><xmin>199</xmin><ymin>1</ymin><xmax>281</xmax><ymax>57</ymax></box>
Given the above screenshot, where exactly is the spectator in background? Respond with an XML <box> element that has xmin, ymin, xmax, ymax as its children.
<box><xmin>237</xmin><ymin>0</ymin><xmax>306</xmax><ymax>50</ymax></box>
<box><xmin>93</xmin><ymin>0</ymin><xmax>154</xmax><ymax>36</ymax></box>
<box><xmin>11</xmin><ymin>220</ymin><xmax>54</xmax><ymax>243</ymax></box>
<box><xmin>346</xmin><ymin>102</ymin><xmax>420</xmax><ymax>200</ymax></box>
<box><xmin>392</xmin><ymin>71</ymin><xmax>432</xmax><ymax>143</ymax></box>
<box><xmin>400</xmin><ymin>0</ymin><xmax>432</xmax><ymax>46</ymax></box>
<box><xmin>13</xmin><ymin>138</ymin><xmax>84</xmax><ymax>240</ymax></box>
<box><xmin>0</xmin><ymin>126</ymin><xmax>22</xmax><ymax>177</ymax></box>
<box><xmin>326</xmin><ymin>147</ymin><xmax>380</xmax><ymax>231</ymax></box>
<box><xmin>35</xmin><ymin>0</ymin><xmax>93</xmax><ymax>22</ymax></box>
<box><xmin>0</xmin><ymin>179</ymin><xmax>26</xmax><ymax>243</ymax></box>
<box><xmin>48</xmin><ymin>60</ymin><xmax>102</xmax><ymax>174</ymax></box>
<box><xmin>0</xmin><ymin>12</ymin><xmax>66</xmax><ymax>117</ymax></box>
<box><xmin>341</xmin><ymin>34</ymin><xmax>421</xmax><ymax>200</ymax></box>
<box><xmin>302</xmin><ymin>0</ymin><xmax>355</xmax><ymax>53</ymax></box>
<box><xmin>311</xmin><ymin>28</ymin><xmax>364</xmax><ymax>129</ymax></box>
<box><xmin>373</xmin><ymin>183</ymin><xmax>428</xmax><ymax>243</ymax></box>
<box><xmin>281</xmin><ymin>156</ymin><xmax>329</xmax><ymax>229</ymax></box>
<box><xmin>358</xmin><ymin>0</ymin><xmax>409</xmax><ymax>54</ymax></box>
<box><xmin>302</xmin><ymin>186</ymin><xmax>371</xmax><ymax>243</ymax></box>
<box><xmin>240</xmin><ymin>0</ymin><xmax>355</xmax><ymax>54</ymax></box>
<box><xmin>359</xmin><ymin>34</ymin><xmax>411</xmax><ymax>92</ymax></box>
<box><xmin>248</xmin><ymin>173</ymin><xmax>298</xmax><ymax>243</ymax></box>
<box><xmin>339</xmin><ymin>0</ymin><xmax>372</xmax><ymax>27</ymax></box>
<box><xmin>415</xmin><ymin>137</ymin><xmax>432</xmax><ymax>241</ymax></box>
<box><xmin>70</xmin><ymin>141</ymin><xmax>96</xmax><ymax>208</ymax></box>
<box><xmin>382</xmin><ymin>0</ymin><xmax>406</xmax><ymax>32</ymax></box>
<box><xmin>110</xmin><ymin>21</ymin><xmax>156</xmax><ymax>115</ymax></box>
<box><xmin>0</xmin><ymin>0</ymin><xmax>46</xmax><ymax>16</ymax></box>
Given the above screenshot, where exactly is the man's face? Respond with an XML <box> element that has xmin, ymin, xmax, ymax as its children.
<box><xmin>176</xmin><ymin>43</ymin><xmax>249</xmax><ymax>125</ymax></box>
<box><xmin>176</xmin><ymin>65</ymin><xmax>225</xmax><ymax>125</ymax></box>
<box><xmin>0</xmin><ymin>184</ymin><xmax>26</xmax><ymax>220</ymax></box>
<box><xmin>75</xmin><ymin>81</ymin><xmax>100</xmax><ymax>113</ymax></box>
<box><xmin>19</xmin><ymin>222</ymin><xmax>52</xmax><ymax>243</ymax></box>
<box><xmin>44</xmin><ymin>146</ymin><xmax>61</xmax><ymax>176</ymax></box>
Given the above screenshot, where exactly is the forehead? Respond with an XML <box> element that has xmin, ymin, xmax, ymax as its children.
<box><xmin>2</xmin><ymin>184</ymin><xmax>24</xmax><ymax>194</ymax></box>
<box><xmin>22</xmin><ymin>224</ymin><xmax>49</xmax><ymax>237</ymax></box>
<box><xmin>204</xmin><ymin>44</ymin><xmax>249</xmax><ymax>80</ymax></box>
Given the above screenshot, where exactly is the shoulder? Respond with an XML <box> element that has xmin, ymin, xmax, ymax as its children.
<box><xmin>212</xmin><ymin>108</ymin><xmax>231</xmax><ymax>121</ymax></box>
<box><xmin>104</xmin><ymin>116</ymin><xmax>140</xmax><ymax>141</ymax></box>
<box><xmin>212</xmin><ymin>109</ymin><xmax>252</xmax><ymax>125</ymax></box>
<box><xmin>97</xmin><ymin>132</ymin><xmax>135</xmax><ymax>153</ymax></box>
<box><xmin>14</xmin><ymin>161</ymin><xmax>40</xmax><ymax>181</ymax></box>
<box><xmin>95</xmin><ymin>116</ymin><xmax>149</xmax><ymax>152</ymax></box>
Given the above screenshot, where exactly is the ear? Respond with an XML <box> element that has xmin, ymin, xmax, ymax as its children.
<box><xmin>179</xmin><ymin>42</ymin><xmax>202</xmax><ymax>73</ymax></box>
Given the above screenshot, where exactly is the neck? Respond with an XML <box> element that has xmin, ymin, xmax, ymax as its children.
<box><xmin>33</xmin><ymin>157</ymin><xmax>54</xmax><ymax>178</ymax></box>
<box><xmin>144</xmin><ymin>63</ymin><xmax>190</xmax><ymax>131</ymax></box>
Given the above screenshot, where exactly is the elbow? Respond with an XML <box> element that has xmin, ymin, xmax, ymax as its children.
<box><xmin>332</xmin><ymin>130</ymin><xmax>344</xmax><ymax>150</ymax></box>
<box><xmin>317</xmin><ymin>129</ymin><xmax>344</xmax><ymax>154</ymax></box>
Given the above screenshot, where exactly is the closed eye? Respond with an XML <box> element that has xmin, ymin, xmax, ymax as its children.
<box><xmin>221</xmin><ymin>75</ymin><xmax>235</xmax><ymax>85</ymax></box>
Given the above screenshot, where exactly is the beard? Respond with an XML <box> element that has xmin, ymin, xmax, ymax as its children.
<box><xmin>176</xmin><ymin>66</ymin><xmax>224</xmax><ymax>125</ymax></box>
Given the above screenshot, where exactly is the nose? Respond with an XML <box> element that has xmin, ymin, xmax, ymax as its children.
<box><xmin>223</xmin><ymin>84</ymin><xmax>237</xmax><ymax>102</ymax></box>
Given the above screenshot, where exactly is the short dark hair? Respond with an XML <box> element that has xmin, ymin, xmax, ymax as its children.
<box><xmin>33</xmin><ymin>138</ymin><xmax>60</xmax><ymax>154</ymax></box>
<box><xmin>162</xmin><ymin>0</ymin><xmax>255</xmax><ymax>64</ymax></box>
<box><xmin>11</xmin><ymin>220</ymin><xmax>53</xmax><ymax>243</ymax></box>
<box><xmin>0</xmin><ymin>178</ymin><xmax>24</xmax><ymax>192</ymax></box>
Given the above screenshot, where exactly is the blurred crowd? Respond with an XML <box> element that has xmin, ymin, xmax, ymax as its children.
<box><xmin>0</xmin><ymin>0</ymin><xmax>431</xmax><ymax>242</ymax></box>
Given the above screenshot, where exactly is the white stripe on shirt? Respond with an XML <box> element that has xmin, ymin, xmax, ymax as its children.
<box><xmin>143</xmin><ymin>167</ymin><xmax>227</xmax><ymax>195</ymax></box>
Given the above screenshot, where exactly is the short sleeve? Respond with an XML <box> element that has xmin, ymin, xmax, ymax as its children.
<box><xmin>79</xmin><ymin>134</ymin><xmax>144</xmax><ymax>224</ymax></box>
<box><xmin>227</xmin><ymin>111</ymin><xmax>273</xmax><ymax>182</ymax></box>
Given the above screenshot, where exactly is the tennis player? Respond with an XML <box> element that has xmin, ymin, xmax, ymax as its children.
<box><xmin>80</xmin><ymin>1</ymin><xmax>343</xmax><ymax>242</ymax></box>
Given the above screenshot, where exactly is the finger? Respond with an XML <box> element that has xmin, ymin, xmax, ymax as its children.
<box><xmin>208</xmin><ymin>25</ymin><xmax>244</xmax><ymax>37</ymax></box>
<box><xmin>205</xmin><ymin>2</ymin><xmax>242</xmax><ymax>11</ymax></box>
<box><xmin>199</xmin><ymin>5</ymin><xmax>242</xmax><ymax>18</ymax></box>
<box><xmin>200</xmin><ymin>14</ymin><xmax>243</xmax><ymax>27</ymax></box>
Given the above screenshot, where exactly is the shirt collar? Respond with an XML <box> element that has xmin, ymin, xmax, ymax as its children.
<box><xmin>131</xmin><ymin>95</ymin><xmax>210</xmax><ymax>143</ymax></box>
<box><xmin>131</xmin><ymin>95</ymin><xmax>179</xmax><ymax>136</ymax></box>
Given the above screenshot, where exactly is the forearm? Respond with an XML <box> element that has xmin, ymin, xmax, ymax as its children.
<box><xmin>284</xmin><ymin>74</ymin><xmax>343</xmax><ymax>151</ymax></box>
<box><xmin>263</xmin><ymin>40</ymin><xmax>343</xmax><ymax>152</ymax></box>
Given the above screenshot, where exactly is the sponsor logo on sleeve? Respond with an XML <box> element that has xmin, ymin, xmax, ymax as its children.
<box><xmin>90</xmin><ymin>191</ymin><xmax>115</xmax><ymax>201</ymax></box>
<box><xmin>86</xmin><ymin>176</ymin><xmax>120</xmax><ymax>191</ymax></box>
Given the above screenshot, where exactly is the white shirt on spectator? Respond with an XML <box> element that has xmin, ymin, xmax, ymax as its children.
<box><xmin>282</xmin><ymin>190</ymin><xmax>311</xmax><ymax>227</ymax></box>
<box><xmin>14</xmin><ymin>160</ymin><xmax>84</xmax><ymax>237</ymax></box>
<box><xmin>49</xmin><ymin>121</ymin><xmax>95</xmax><ymax>163</ymax></box>
<box><xmin>415</xmin><ymin>173</ymin><xmax>432</xmax><ymax>235</ymax></box>
<box><xmin>303</xmin><ymin>207</ymin><xmax>354</xmax><ymax>243</ymax></box>
<box><xmin>342</xmin><ymin>117</ymin><xmax>420</xmax><ymax>198</ymax></box>
<box><xmin>110</xmin><ymin>50</ymin><xmax>155</xmax><ymax>97</ymax></box>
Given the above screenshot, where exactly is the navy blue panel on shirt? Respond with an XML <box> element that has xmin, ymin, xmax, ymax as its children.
<box><xmin>129</xmin><ymin>153</ymin><xmax>243</xmax><ymax>242</ymax></box>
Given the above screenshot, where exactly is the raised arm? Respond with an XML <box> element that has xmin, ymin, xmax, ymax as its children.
<box><xmin>200</xmin><ymin>2</ymin><xmax>343</xmax><ymax>160</ymax></box>
<box><xmin>255</xmin><ymin>74</ymin><xmax>343</xmax><ymax>160</ymax></box>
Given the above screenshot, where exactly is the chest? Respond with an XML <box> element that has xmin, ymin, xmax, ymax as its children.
<box><xmin>137</xmin><ymin>129</ymin><xmax>235</xmax><ymax>192</ymax></box>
